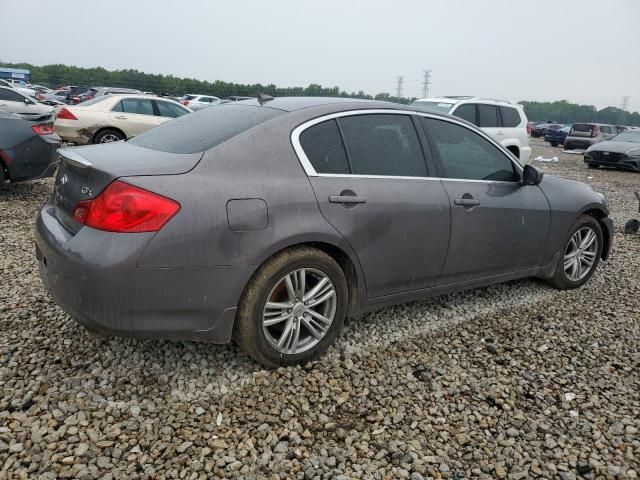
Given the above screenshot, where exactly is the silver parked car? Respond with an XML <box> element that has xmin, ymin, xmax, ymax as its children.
<box><xmin>36</xmin><ymin>97</ymin><xmax>613</xmax><ymax>367</ymax></box>
<box><xmin>564</xmin><ymin>123</ymin><xmax>618</xmax><ymax>150</ymax></box>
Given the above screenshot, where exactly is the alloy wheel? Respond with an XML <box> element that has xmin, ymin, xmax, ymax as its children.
<box><xmin>563</xmin><ymin>227</ymin><xmax>598</xmax><ymax>282</ymax></box>
<box><xmin>100</xmin><ymin>133</ymin><xmax>121</xmax><ymax>143</ymax></box>
<box><xmin>262</xmin><ymin>268</ymin><xmax>337</xmax><ymax>355</ymax></box>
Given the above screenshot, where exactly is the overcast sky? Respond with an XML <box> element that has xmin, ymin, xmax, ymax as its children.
<box><xmin>2</xmin><ymin>0</ymin><xmax>639</xmax><ymax>111</ymax></box>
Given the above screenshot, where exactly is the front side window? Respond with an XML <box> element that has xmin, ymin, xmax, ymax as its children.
<box><xmin>477</xmin><ymin>104</ymin><xmax>499</xmax><ymax>128</ymax></box>
<box><xmin>500</xmin><ymin>106</ymin><xmax>521</xmax><ymax>127</ymax></box>
<box><xmin>338</xmin><ymin>114</ymin><xmax>427</xmax><ymax>177</ymax></box>
<box><xmin>156</xmin><ymin>100</ymin><xmax>190</xmax><ymax>118</ymax></box>
<box><xmin>0</xmin><ymin>88</ymin><xmax>24</xmax><ymax>102</ymax></box>
<box><xmin>120</xmin><ymin>98</ymin><xmax>154</xmax><ymax>115</ymax></box>
<box><xmin>420</xmin><ymin>117</ymin><xmax>518</xmax><ymax>182</ymax></box>
<box><xmin>299</xmin><ymin>119</ymin><xmax>350</xmax><ymax>174</ymax></box>
<box><xmin>452</xmin><ymin>104</ymin><xmax>476</xmax><ymax>124</ymax></box>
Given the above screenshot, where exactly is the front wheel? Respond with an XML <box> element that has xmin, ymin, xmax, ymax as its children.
<box><xmin>587</xmin><ymin>163</ymin><xmax>599</xmax><ymax>169</ymax></box>
<box><xmin>550</xmin><ymin>141</ymin><xmax>558</xmax><ymax>147</ymax></box>
<box><xmin>234</xmin><ymin>246</ymin><xmax>348</xmax><ymax>367</ymax></box>
<box><xmin>547</xmin><ymin>215</ymin><xmax>602</xmax><ymax>289</ymax></box>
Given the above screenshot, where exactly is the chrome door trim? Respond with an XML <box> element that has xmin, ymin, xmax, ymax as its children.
<box><xmin>290</xmin><ymin>108</ymin><xmax>524</xmax><ymax>182</ymax></box>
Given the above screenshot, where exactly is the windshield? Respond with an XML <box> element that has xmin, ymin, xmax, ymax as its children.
<box><xmin>411</xmin><ymin>100</ymin><xmax>454</xmax><ymax>113</ymax></box>
<box><xmin>611</xmin><ymin>131</ymin><xmax>640</xmax><ymax>143</ymax></box>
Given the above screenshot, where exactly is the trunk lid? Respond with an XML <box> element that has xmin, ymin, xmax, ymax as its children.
<box><xmin>51</xmin><ymin>142</ymin><xmax>202</xmax><ymax>234</ymax></box>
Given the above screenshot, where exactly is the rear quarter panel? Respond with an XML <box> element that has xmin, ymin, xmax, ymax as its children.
<box><xmin>132</xmin><ymin>106</ymin><xmax>366</xmax><ymax>285</ymax></box>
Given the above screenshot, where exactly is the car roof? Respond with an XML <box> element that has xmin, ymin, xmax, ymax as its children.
<box><xmin>414</xmin><ymin>96</ymin><xmax>521</xmax><ymax>107</ymax></box>
<box><xmin>232</xmin><ymin>96</ymin><xmax>398</xmax><ymax>112</ymax></box>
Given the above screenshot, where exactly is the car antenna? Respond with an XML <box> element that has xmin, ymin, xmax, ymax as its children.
<box><xmin>257</xmin><ymin>93</ymin><xmax>274</xmax><ymax>105</ymax></box>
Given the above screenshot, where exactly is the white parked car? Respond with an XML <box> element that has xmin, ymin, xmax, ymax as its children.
<box><xmin>412</xmin><ymin>96</ymin><xmax>532</xmax><ymax>164</ymax></box>
<box><xmin>182</xmin><ymin>94</ymin><xmax>221</xmax><ymax>111</ymax></box>
<box><xmin>0</xmin><ymin>79</ymin><xmax>36</xmax><ymax>97</ymax></box>
<box><xmin>0</xmin><ymin>86</ymin><xmax>54</xmax><ymax>119</ymax></box>
<box><xmin>54</xmin><ymin>94</ymin><xmax>192</xmax><ymax>144</ymax></box>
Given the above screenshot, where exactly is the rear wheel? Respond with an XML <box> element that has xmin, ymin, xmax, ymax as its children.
<box><xmin>234</xmin><ymin>246</ymin><xmax>348</xmax><ymax>367</ymax></box>
<box><xmin>587</xmin><ymin>163</ymin><xmax>599</xmax><ymax>169</ymax></box>
<box><xmin>550</xmin><ymin>141</ymin><xmax>558</xmax><ymax>147</ymax></box>
<box><xmin>547</xmin><ymin>215</ymin><xmax>602</xmax><ymax>289</ymax></box>
<box><xmin>93</xmin><ymin>129</ymin><xmax>125</xmax><ymax>144</ymax></box>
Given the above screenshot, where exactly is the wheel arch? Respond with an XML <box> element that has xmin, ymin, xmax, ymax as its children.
<box><xmin>248</xmin><ymin>238</ymin><xmax>365</xmax><ymax>316</ymax></box>
<box><xmin>581</xmin><ymin>207</ymin><xmax>611</xmax><ymax>260</ymax></box>
<box><xmin>91</xmin><ymin>126</ymin><xmax>127</xmax><ymax>144</ymax></box>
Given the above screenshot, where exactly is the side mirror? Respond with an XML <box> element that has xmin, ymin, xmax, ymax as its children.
<box><xmin>522</xmin><ymin>164</ymin><xmax>544</xmax><ymax>186</ymax></box>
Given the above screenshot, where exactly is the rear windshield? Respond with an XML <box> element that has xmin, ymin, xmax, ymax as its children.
<box><xmin>184</xmin><ymin>95</ymin><xmax>198</xmax><ymax>100</ymax></box>
<box><xmin>612</xmin><ymin>131</ymin><xmax>640</xmax><ymax>143</ymax></box>
<box><xmin>77</xmin><ymin>96</ymin><xmax>112</xmax><ymax>106</ymax></box>
<box><xmin>571</xmin><ymin>124</ymin><xmax>594</xmax><ymax>133</ymax></box>
<box><xmin>129</xmin><ymin>104</ymin><xmax>285</xmax><ymax>153</ymax></box>
<box><xmin>411</xmin><ymin>100</ymin><xmax>454</xmax><ymax>113</ymax></box>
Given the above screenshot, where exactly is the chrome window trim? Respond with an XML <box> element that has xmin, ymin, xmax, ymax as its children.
<box><xmin>290</xmin><ymin>108</ymin><xmax>523</xmax><ymax>183</ymax></box>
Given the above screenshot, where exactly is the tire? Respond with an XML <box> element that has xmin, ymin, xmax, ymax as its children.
<box><xmin>550</xmin><ymin>141</ymin><xmax>558</xmax><ymax>147</ymax></box>
<box><xmin>93</xmin><ymin>128</ymin><xmax>125</xmax><ymax>144</ymax></box>
<box><xmin>587</xmin><ymin>163</ymin><xmax>599</xmax><ymax>169</ymax></box>
<box><xmin>234</xmin><ymin>246</ymin><xmax>349</xmax><ymax>367</ymax></box>
<box><xmin>546</xmin><ymin>215</ymin><xmax>603</xmax><ymax>290</ymax></box>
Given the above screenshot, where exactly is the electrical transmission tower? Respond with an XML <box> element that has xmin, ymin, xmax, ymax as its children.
<box><xmin>621</xmin><ymin>96</ymin><xmax>630</xmax><ymax>111</ymax></box>
<box><xmin>422</xmin><ymin>69</ymin><xmax>432</xmax><ymax>98</ymax></box>
<box><xmin>396</xmin><ymin>76</ymin><xmax>404</xmax><ymax>97</ymax></box>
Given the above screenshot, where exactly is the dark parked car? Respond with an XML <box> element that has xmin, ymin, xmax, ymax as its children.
<box><xmin>66</xmin><ymin>86</ymin><xmax>93</xmax><ymax>104</ymax></box>
<box><xmin>545</xmin><ymin>125</ymin><xmax>571</xmax><ymax>147</ymax></box>
<box><xmin>533</xmin><ymin>123</ymin><xmax>562</xmax><ymax>138</ymax></box>
<box><xmin>35</xmin><ymin>98</ymin><xmax>613</xmax><ymax>367</ymax></box>
<box><xmin>584</xmin><ymin>130</ymin><xmax>640</xmax><ymax>171</ymax></box>
<box><xmin>0</xmin><ymin>109</ymin><xmax>60</xmax><ymax>184</ymax></box>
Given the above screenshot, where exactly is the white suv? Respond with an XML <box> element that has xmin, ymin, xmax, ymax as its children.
<box><xmin>182</xmin><ymin>94</ymin><xmax>221</xmax><ymax>111</ymax></box>
<box><xmin>412</xmin><ymin>96</ymin><xmax>532</xmax><ymax>164</ymax></box>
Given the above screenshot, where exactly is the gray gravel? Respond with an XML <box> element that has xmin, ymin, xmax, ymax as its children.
<box><xmin>1</xmin><ymin>139</ymin><xmax>639</xmax><ymax>479</ymax></box>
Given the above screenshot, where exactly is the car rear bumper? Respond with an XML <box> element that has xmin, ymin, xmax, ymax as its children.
<box><xmin>35</xmin><ymin>201</ymin><xmax>252</xmax><ymax>343</ymax></box>
<box><xmin>519</xmin><ymin>146</ymin><xmax>532</xmax><ymax>164</ymax></box>
<box><xmin>53</xmin><ymin>122</ymin><xmax>91</xmax><ymax>145</ymax></box>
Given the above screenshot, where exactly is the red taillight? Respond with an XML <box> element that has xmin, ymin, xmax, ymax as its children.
<box><xmin>183</xmin><ymin>100</ymin><xmax>190</xmax><ymax>106</ymax></box>
<box><xmin>72</xmin><ymin>180</ymin><xmax>180</xmax><ymax>233</ymax></box>
<box><xmin>591</xmin><ymin>125</ymin><xmax>599</xmax><ymax>138</ymax></box>
<box><xmin>32</xmin><ymin>124</ymin><xmax>55</xmax><ymax>135</ymax></box>
<box><xmin>57</xmin><ymin>108</ymin><xmax>77</xmax><ymax>120</ymax></box>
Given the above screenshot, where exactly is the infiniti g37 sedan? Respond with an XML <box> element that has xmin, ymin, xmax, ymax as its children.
<box><xmin>36</xmin><ymin>97</ymin><xmax>613</xmax><ymax>367</ymax></box>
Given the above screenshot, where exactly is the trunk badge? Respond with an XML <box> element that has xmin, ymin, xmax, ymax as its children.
<box><xmin>81</xmin><ymin>187</ymin><xmax>93</xmax><ymax>196</ymax></box>
<box><xmin>60</xmin><ymin>174</ymin><xmax>68</xmax><ymax>185</ymax></box>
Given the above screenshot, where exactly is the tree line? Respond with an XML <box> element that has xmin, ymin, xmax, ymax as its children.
<box><xmin>2</xmin><ymin>61</ymin><xmax>638</xmax><ymax>126</ymax></box>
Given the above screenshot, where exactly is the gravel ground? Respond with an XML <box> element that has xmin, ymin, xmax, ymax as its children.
<box><xmin>1</xmin><ymin>139</ymin><xmax>638</xmax><ymax>480</ymax></box>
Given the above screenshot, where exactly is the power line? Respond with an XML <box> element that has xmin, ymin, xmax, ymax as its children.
<box><xmin>396</xmin><ymin>76</ymin><xmax>404</xmax><ymax>97</ymax></box>
<box><xmin>421</xmin><ymin>69</ymin><xmax>432</xmax><ymax>98</ymax></box>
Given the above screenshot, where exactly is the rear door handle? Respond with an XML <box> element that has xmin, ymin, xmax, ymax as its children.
<box><xmin>115</xmin><ymin>115</ymin><xmax>128</xmax><ymax>119</ymax></box>
<box><xmin>454</xmin><ymin>198</ymin><xmax>480</xmax><ymax>206</ymax></box>
<box><xmin>329</xmin><ymin>195</ymin><xmax>366</xmax><ymax>204</ymax></box>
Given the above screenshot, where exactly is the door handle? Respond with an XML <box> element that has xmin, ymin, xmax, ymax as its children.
<box><xmin>454</xmin><ymin>197</ymin><xmax>480</xmax><ymax>206</ymax></box>
<box><xmin>329</xmin><ymin>195</ymin><xmax>366</xmax><ymax>204</ymax></box>
<box><xmin>114</xmin><ymin>115</ymin><xmax>128</xmax><ymax>119</ymax></box>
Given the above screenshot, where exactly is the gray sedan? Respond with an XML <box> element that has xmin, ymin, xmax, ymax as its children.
<box><xmin>35</xmin><ymin>97</ymin><xmax>613</xmax><ymax>367</ymax></box>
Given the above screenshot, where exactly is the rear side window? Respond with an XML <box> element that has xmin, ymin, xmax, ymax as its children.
<box><xmin>500</xmin><ymin>106</ymin><xmax>521</xmax><ymax>127</ymax></box>
<box><xmin>120</xmin><ymin>98</ymin><xmax>154</xmax><ymax>115</ymax></box>
<box><xmin>338</xmin><ymin>114</ymin><xmax>427</xmax><ymax>177</ymax></box>
<box><xmin>299</xmin><ymin>120</ymin><xmax>350</xmax><ymax>174</ymax></box>
<box><xmin>129</xmin><ymin>104</ymin><xmax>284</xmax><ymax>154</ymax></box>
<box><xmin>421</xmin><ymin>117</ymin><xmax>518</xmax><ymax>182</ymax></box>
<box><xmin>477</xmin><ymin>104</ymin><xmax>498</xmax><ymax>128</ymax></box>
<box><xmin>452</xmin><ymin>104</ymin><xmax>476</xmax><ymax>124</ymax></box>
